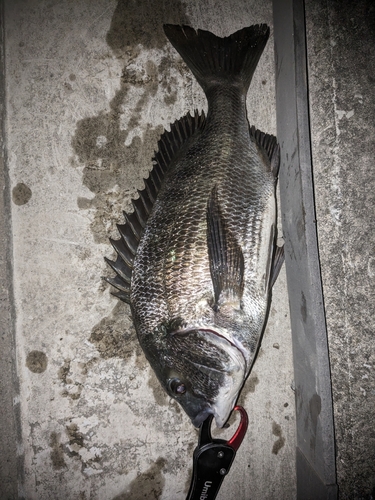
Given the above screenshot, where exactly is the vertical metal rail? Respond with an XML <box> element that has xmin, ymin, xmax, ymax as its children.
<box><xmin>272</xmin><ymin>0</ymin><xmax>338</xmax><ymax>498</ymax></box>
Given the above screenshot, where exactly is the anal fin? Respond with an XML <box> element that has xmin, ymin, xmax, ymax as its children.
<box><xmin>250</xmin><ymin>125</ymin><xmax>280</xmax><ymax>178</ymax></box>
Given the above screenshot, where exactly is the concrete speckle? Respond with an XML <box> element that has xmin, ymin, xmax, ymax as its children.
<box><xmin>66</xmin><ymin>423</ymin><xmax>85</xmax><ymax>450</ymax></box>
<box><xmin>58</xmin><ymin>359</ymin><xmax>71</xmax><ymax>384</ymax></box>
<box><xmin>50</xmin><ymin>432</ymin><xmax>66</xmax><ymax>470</ymax></box>
<box><xmin>25</xmin><ymin>351</ymin><xmax>48</xmax><ymax>374</ymax></box>
<box><xmin>12</xmin><ymin>182</ymin><xmax>32</xmax><ymax>205</ymax></box>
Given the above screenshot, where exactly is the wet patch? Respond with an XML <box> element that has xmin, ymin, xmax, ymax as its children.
<box><xmin>112</xmin><ymin>457</ymin><xmax>166</xmax><ymax>500</ymax></box>
<box><xmin>57</xmin><ymin>358</ymin><xmax>98</xmax><ymax>400</ymax></box>
<box><xmin>309</xmin><ymin>393</ymin><xmax>321</xmax><ymax>428</ymax></box>
<box><xmin>12</xmin><ymin>182</ymin><xmax>32</xmax><ymax>205</ymax></box>
<box><xmin>106</xmin><ymin>0</ymin><xmax>190</xmax><ymax>57</ymax></box>
<box><xmin>164</xmin><ymin>91</ymin><xmax>178</xmax><ymax>106</ymax></box>
<box><xmin>58</xmin><ymin>359</ymin><xmax>71</xmax><ymax>384</ymax></box>
<box><xmin>301</xmin><ymin>291</ymin><xmax>307</xmax><ymax>323</ymax></box>
<box><xmin>50</xmin><ymin>432</ymin><xmax>66</xmax><ymax>470</ymax></box>
<box><xmin>89</xmin><ymin>302</ymin><xmax>145</xmax><ymax>365</ymax></box>
<box><xmin>26</xmin><ymin>350</ymin><xmax>48</xmax><ymax>373</ymax></box>
<box><xmin>72</xmin><ymin>87</ymin><xmax>164</xmax><ymax>244</ymax></box>
<box><xmin>71</xmin><ymin>0</ymin><xmax>191</xmax><ymax>245</ymax></box>
<box><xmin>271</xmin><ymin>421</ymin><xmax>285</xmax><ymax>455</ymax></box>
<box><xmin>65</xmin><ymin>423</ymin><xmax>85</xmax><ymax>461</ymax></box>
<box><xmin>147</xmin><ymin>370</ymin><xmax>169</xmax><ymax>407</ymax></box>
<box><xmin>308</xmin><ymin>392</ymin><xmax>321</xmax><ymax>452</ymax></box>
<box><xmin>64</xmin><ymin>422</ymin><xmax>103</xmax><ymax>477</ymax></box>
<box><xmin>238</xmin><ymin>372</ymin><xmax>259</xmax><ymax>406</ymax></box>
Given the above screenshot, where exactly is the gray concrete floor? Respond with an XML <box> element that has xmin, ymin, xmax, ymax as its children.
<box><xmin>1</xmin><ymin>0</ymin><xmax>296</xmax><ymax>499</ymax></box>
<box><xmin>306</xmin><ymin>0</ymin><xmax>375</xmax><ymax>497</ymax></box>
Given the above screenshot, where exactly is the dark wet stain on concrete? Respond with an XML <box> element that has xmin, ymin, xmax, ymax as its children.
<box><xmin>50</xmin><ymin>432</ymin><xmax>66</xmax><ymax>470</ymax></box>
<box><xmin>26</xmin><ymin>350</ymin><xmax>48</xmax><ymax>373</ymax></box>
<box><xmin>272</xmin><ymin>421</ymin><xmax>285</xmax><ymax>455</ymax></box>
<box><xmin>106</xmin><ymin>0</ymin><xmax>190</xmax><ymax>56</ymax></box>
<box><xmin>72</xmin><ymin>0</ymin><xmax>190</xmax><ymax>245</ymax></box>
<box><xmin>58</xmin><ymin>359</ymin><xmax>71</xmax><ymax>384</ymax></box>
<box><xmin>147</xmin><ymin>370</ymin><xmax>169</xmax><ymax>407</ymax></box>
<box><xmin>12</xmin><ymin>182</ymin><xmax>32</xmax><ymax>205</ymax></box>
<box><xmin>65</xmin><ymin>423</ymin><xmax>85</xmax><ymax>461</ymax></box>
<box><xmin>112</xmin><ymin>457</ymin><xmax>166</xmax><ymax>500</ymax></box>
<box><xmin>309</xmin><ymin>392</ymin><xmax>321</xmax><ymax>428</ymax></box>
<box><xmin>89</xmin><ymin>302</ymin><xmax>145</xmax><ymax>366</ymax></box>
<box><xmin>308</xmin><ymin>392</ymin><xmax>321</xmax><ymax>452</ymax></box>
<box><xmin>238</xmin><ymin>372</ymin><xmax>259</xmax><ymax>407</ymax></box>
<box><xmin>301</xmin><ymin>290</ymin><xmax>307</xmax><ymax>323</ymax></box>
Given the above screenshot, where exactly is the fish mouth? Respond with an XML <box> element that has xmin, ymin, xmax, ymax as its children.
<box><xmin>191</xmin><ymin>408</ymin><xmax>214</xmax><ymax>427</ymax></box>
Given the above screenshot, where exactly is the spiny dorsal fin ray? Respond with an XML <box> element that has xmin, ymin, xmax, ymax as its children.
<box><xmin>111</xmin><ymin>290</ymin><xmax>131</xmax><ymax>304</ymax></box>
<box><xmin>206</xmin><ymin>185</ymin><xmax>244</xmax><ymax>308</ymax></box>
<box><xmin>105</xmin><ymin>256</ymin><xmax>132</xmax><ymax>284</ymax></box>
<box><xmin>250</xmin><ymin>125</ymin><xmax>280</xmax><ymax>177</ymax></box>
<box><xmin>105</xmin><ymin>275</ymin><xmax>131</xmax><ymax>294</ymax></box>
<box><xmin>109</xmin><ymin>237</ymin><xmax>134</xmax><ymax>269</ymax></box>
<box><xmin>123</xmin><ymin>211</ymin><xmax>143</xmax><ymax>240</ymax></box>
<box><xmin>105</xmin><ymin>110</ymin><xmax>206</xmax><ymax>304</ymax></box>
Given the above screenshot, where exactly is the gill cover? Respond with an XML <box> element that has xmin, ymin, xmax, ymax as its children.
<box><xmin>152</xmin><ymin>328</ymin><xmax>246</xmax><ymax>428</ymax></box>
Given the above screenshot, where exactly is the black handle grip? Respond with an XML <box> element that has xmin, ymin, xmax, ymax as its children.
<box><xmin>186</xmin><ymin>443</ymin><xmax>236</xmax><ymax>500</ymax></box>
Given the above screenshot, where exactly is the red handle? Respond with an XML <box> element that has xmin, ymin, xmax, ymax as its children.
<box><xmin>227</xmin><ymin>405</ymin><xmax>249</xmax><ymax>451</ymax></box>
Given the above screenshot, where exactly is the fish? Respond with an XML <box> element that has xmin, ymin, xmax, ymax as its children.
<box><xmin>105</xmin><ymin>24</ymin><xmax>283</xmax><ymax>428</ymax></box>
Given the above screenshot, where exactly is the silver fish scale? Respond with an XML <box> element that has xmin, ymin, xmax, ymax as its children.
<box><xmin>131</xmin><ymin>86</ymin><xmax>275</xmax><ymax>366</ymax></box>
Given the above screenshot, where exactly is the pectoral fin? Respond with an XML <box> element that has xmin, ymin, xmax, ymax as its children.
<box><xmin>269</xmin><ymin>244</ymin><xmax>285</xmax><ymax>289</ymax></box>
<box><xmin>206</xmin><ymin>186</ymin><xmax>244</xmax><ymax>307</ymax></box>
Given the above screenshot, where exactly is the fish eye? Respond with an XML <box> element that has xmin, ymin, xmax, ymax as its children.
<box><xmin>168</xmin><ymin>378</ymin><xmax>186</xmax><ymax>396</ymax></box>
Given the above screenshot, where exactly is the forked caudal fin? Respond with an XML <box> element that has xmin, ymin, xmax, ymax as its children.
<box><xmin>163</xmin><ymin>24</ymin><xmax>270</xmax><ymax>94</ymax></box>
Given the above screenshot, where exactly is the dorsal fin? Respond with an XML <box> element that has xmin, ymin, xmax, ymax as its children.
<box><xmin>250</xmin><ymin>125</ymin><xmax>280</xmax><ymax>177</ymax></box>
<box><xmin>105</xmin><ymin>110</ymin><xmax>206</xmax><ymax>304</ymax></box>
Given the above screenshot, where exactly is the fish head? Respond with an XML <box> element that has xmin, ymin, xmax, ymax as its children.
<box><xmin>149</xmin><ymin>327</ymin><xmax>246</xmax><ymax>428</ymax></box>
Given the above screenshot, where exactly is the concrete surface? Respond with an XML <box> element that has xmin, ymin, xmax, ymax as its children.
<box><xmin>306</xmin><ymin>0</ymin><xmax>375</xmax><ymax>498</ymax></box>
<box><xmin>0</xmin><ymin>3</ymin><xmax>19</xmax><ymax>497</ymax></box>
<box><xmin>1</xmin><ymin>0</ymin><xmax>296</xmax><ymax>499</ymax></box>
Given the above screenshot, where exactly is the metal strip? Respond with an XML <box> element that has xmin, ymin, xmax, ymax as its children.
<box><xmin>272</xmin><ymin>0</ymin><xmax>338</xmax><ymax>497</ymax></box>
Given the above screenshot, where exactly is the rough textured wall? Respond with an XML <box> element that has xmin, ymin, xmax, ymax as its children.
<box><xmin>306</xmin><ymin>0</ymin><xmax>375</xmax><ymax>497</ymax></box>
<box><xmin>4</xmin><ymin>0</ymin><xmax>296</xmax><ymax>498</ymax></box>
<box><xmin>0</xmin><ymin>4</ymin><xmax>19</xmax><ymax>496</ymax></box>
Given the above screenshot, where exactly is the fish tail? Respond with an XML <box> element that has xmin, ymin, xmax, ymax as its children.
<box><xmin>163</xmin><ymin>24</ymin><xmax>270</xmax><ymax>94</ymax></box>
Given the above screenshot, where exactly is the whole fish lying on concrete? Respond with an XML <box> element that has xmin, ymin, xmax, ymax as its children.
<box><xmin>106</xmin><ymin>24</ymin><xmax>283</xmax><ymax>428</ymax></box>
